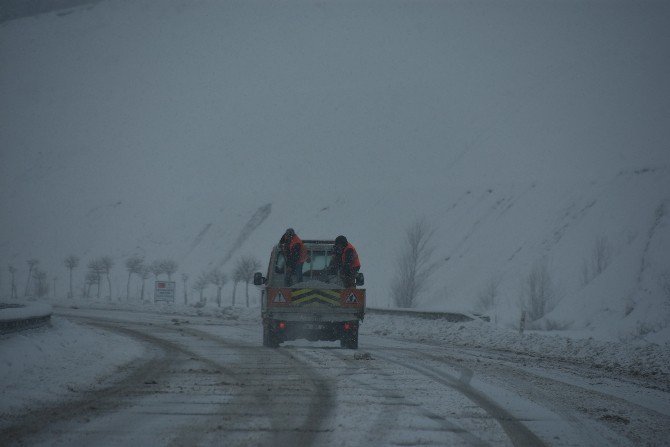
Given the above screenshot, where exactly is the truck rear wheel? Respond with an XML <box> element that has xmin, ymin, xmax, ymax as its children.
<box><xmin>263</xmin><ymin>326</ymin><xmax>279</xmax><ymax>348</ymax></box>
<box><xmin>340</xmin><ymin>327</ymin><xmax>359</xmax><ymax>349</ymax></box>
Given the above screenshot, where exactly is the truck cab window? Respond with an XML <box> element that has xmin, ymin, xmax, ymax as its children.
<box><xmin>275</xmin><ymin>253</ymin><xmax>286</xmax><ymax>273</ymax></box>
<box><xmin>302</xmin><ymin>250</ymin><xmax>332</xmax><ymax>279</ymax></box>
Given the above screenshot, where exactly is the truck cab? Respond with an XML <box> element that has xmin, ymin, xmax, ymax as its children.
<box><xmin>254</xmin><ymin>239</ymin><xmax>365</xmax><ymax>349</ymax></box>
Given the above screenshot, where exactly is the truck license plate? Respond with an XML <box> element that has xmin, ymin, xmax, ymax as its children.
<box><xmin>305</xmin><ymin>323</ymin><xmax>324</xmax><ymax>330</ymax></box>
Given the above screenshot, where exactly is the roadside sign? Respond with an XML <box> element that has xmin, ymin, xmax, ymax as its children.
<box><xmin>154</xmin><ymin>281</ymin><xmax>176</xmax><ymax>303</ymax></box>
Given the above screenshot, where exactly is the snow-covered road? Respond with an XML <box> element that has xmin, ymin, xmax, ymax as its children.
<box><xmin>1</xmin><ymin>306</ymin><xmax>668</xmax><ymax>446</ymax></box>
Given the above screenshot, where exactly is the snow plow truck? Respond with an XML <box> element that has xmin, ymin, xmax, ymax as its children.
<box><xmin>254</xmin><ymin>239</ymin><xmax>365</xmax><ymax>349</ymax></box>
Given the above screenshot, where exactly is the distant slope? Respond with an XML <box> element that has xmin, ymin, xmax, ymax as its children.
<box><xmin>0</xmin><ymin>0</ymin><xmax>668</xmax><ymax>342</ymax></box>
<box><xmin>0</xmin><ymin>0</ymin><xmax>102</xmax><ymax>24</ymax></box>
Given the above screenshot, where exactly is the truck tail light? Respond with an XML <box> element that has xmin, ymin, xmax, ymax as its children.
<box><xmin>343</xmin><ymin>322</ymin><xmax>351</xmax><ymax>331</ymax></box>
<box><xmin>278</xmin><ymin>321</ymin><xmax>287</xmax><ymax>330</ymax></box>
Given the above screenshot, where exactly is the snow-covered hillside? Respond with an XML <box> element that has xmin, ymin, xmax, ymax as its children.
<box><xmin>1</xmin><ymin>0</ymin><xmax>669</xmax><ymax>342</ymax></box>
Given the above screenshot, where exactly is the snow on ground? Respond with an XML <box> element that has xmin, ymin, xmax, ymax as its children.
<box><xmin>1</xmin><ymin>296</ymin><xmax>667</xmax><ymax>424</ymax></box>
<box><xmin>0</xmin><ymin>302</ymin><xmax>52</xmax><ymax>321</ymax></box>
<box><xmin>361</xmin><ymin>313</ymin><xmax>670</xmax><ymax>385</ymax></box>
<box><xmin>0</xmin><ymin>308</ymin><xmax>146</xmax><ymax>419</ymax></box>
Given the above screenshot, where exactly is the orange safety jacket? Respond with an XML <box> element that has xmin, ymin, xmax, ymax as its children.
<box><xmin>288</xmin><ymin>235</ymin><xmax>308</xmax><ymax>263</ymax></box>
<box><xmin>341</xmin><ymin>243</ymin><xmax>361</xmax><ymax>270</ymax></box>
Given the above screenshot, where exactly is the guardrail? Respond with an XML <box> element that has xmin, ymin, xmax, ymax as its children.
<box><xmin>366</xmin><ymin>306</ymin><xmax>489</xmax><ymax>322</ymax></box>
<box><xmin>0</xmin><ymin>303</ymin><xmax>53</xmax><ymax>335</ymax></box>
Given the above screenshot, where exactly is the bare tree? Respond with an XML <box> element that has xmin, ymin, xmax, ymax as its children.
<box><xmin>24</xmin><ymin>259</ymin><xmax>39</xmax><ymax>297</ymax></box>
<box><xmin>522</xmin><ymin>260</ymin><xmax>556</xmax><ymax>322</ymax></box>
<box><xmin>579</xmin><ymin>260</ymin><xmax>590</xmax><ymax>288</ymax></box>
<box><xmin>391</xmin><ymin>218</ymin><xmax>438</xmax><ymax>308</ymax></box>
<box><xmin>8</xmin><ymin>265</ymin><xmax>18</xmax><ymax>299</ymax></box>
<box><xmin>475</xmin><ymin>276</ymin><xmax>501</xmax><ymax>313</ymax></box>
<box><xmin>139</xmin><ymin>265</ymin><xmax>151</xmax><ymax>301</ymax></box>
<box><xmin>32</xmin><ymin>268</ymin><xmax>49</xmax><ymax>298</ymax></box>
<box><xmin>208</xmin><ymin>270</ymin><xmax>228</xmax><ymax>307</ymax></box>
<box><xmin>236</xmin><ymin>256</ymin><xmax>261</xmax><ymax>307</ymax></box>
<box><xmin>63</xmin><ymin>255</ymin><xmax>80</xmax><ymax>299</ymax></box>
<box><xmin>181</xmin><ymin>273</ymin><xmax>189</xmax><ymax>305</ymax></box>
<box><xmin>87</xmin><ymin>258</ymin><xmax>106</xmax><ymax>299</ymax></box>
<box><xmin>100</xmin><ymin>256</ymin><xmax>114</xmax><ymax>300</ymax></box>
<box><xmin>84</xmin><ymin>270</ymin><xmax>98</xmax><ymax>299</ymax></box>
<box><xmin>232</xmin><ymin>262</ymin><xmax>245</xmax><ymax>307</ymax></box>
<box><xmin>149</xmin><ymin>260</ymin><xmax>165</xmax><ymax>279</ymax></box>
<box><xmin>193</xmin><ymin>273</ymin><xmax>209</xmax><ymax>305</ymax></box>
<box><xmin>159</xmin><ymin>259</ymin><xmax>178</xmax><ymax>281</ymax></box>
<box><xmin>580</xmin><ymin>236</ymin><xmax>612</xmax><ymax>286</ymax></box>
<box><xmin>592</xmin><ymin>236</ymin><xmax>611</xmax><ymax>277</ymax></box>
<box><xmin>125</xmin><ymin>256</ymin><xmax>144</xmax><ymax>301</ymax></box>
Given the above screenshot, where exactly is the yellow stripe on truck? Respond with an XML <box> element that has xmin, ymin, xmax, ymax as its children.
<box><xmin>291</xmin><ymin>289</ymin><xmax>341</xmax><ymax>306</ymax></box>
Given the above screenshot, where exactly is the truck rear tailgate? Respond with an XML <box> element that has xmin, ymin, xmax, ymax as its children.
<box><xmin>264</xmin><ymin>287</ymin><xmax>365</xmax><ymax>321</ymax></box>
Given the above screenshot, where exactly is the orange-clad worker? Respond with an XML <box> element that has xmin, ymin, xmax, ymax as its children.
<box><xmin>279</xmin><ymin>228</ymin><xmax>307</xmax><ymax>286</ymax></box>
<box><xmin>329</xmin><ymin>235</ymin><xmax>361</xmax><ymax>288</ymax></box>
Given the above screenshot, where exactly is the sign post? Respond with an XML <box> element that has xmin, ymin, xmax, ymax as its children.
<box><xmin>154</xmin><ymin>281</ymin><xmax>176</xmax><ymax>303</ymax></box>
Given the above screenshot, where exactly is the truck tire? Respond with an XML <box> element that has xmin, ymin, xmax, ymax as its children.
<box><xmin>340</xmin><ymin>327</ymin><xmax>359</xmax><ymax>349</ymax></box>
<box><xmin>263</xmin><ymin>326</ymin><xmax>279</xmax><ymax>348</ymax></box>
<box><xmin>262</xmin><ymin>326</ymin><xmax>270</xmax><ymax>347</ymax></box>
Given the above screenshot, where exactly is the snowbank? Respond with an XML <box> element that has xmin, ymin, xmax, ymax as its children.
<box><xmin>361</xmin><ymin>314</ymin><xmax>670</xmax><ymax>383</ymax></box>
<box><xmin>0</xmin><ymin>302</ymin><xmax>52</xmax><ymax>321</ymax></box>
<box><xmin>0</xmin><ymin>315</ymin><xmax>145</xmax><ymax>418</ymax></box>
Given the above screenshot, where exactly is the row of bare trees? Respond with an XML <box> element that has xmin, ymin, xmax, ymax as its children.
<box><xmin>63</xmin><ymin>255</ymin><xmax>115</xmax><ymax>300</ymax></box>
<box><xmin>6</xmin><ymin>259</ymin><xmax>51</xmax><ymax>299</ymax></box>
<box><xmin>123</xmin><ymin>257</ymin><xmax>178</xmax><ymax>301</ymax></box>
<box><xmin>122</xmin><ymin>255</ymin><xmax>262</xmax><ymax>306</ymax></box>
<box><xmin>191</xmin><ymin>256</ymin><xmax>260</xmax><ymax>307</ymax></box>
<box><xmin>6</xmin><ymin>253</ymin><xmax>261</xmax><ymax>307</ymax></box>
<box><xmin>85</xmin><ymin>256</ymin><xmax>114</xmax><ymax>299</ymax></box>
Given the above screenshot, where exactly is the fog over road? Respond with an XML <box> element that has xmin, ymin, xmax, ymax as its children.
<box><xmin>2</xmin><ymin>308</ymin><xmax>667</xmax><ymax>446</ymax></box>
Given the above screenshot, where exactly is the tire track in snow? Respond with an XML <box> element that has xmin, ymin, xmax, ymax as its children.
<box><xmin>174</xmin><ymin>325</ymin><xmax>335</xmax><ymax>447</ymax></box>
<box><xmin>369</xmin><ymin>346</ymin><xmax>547</xmax><ymax>447</ymax></box>
<box><xmin>0</xmin><ymin>322</ymin><xmax>179</xmax><ymax>445</ymax></box>
<box><xmin>3</xmin><ymin>315</ymin><xmax>334</xmax><ymax>447</ymax></box>
<box><xmin>423</xmin><ymin>345</ymin><xmax>670</xmax><ymax>446</ymax></box>
<box><xmin>321</xmin><ymin>348</ymin><xmax>490</xmax><ymax>447</ymax></box>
